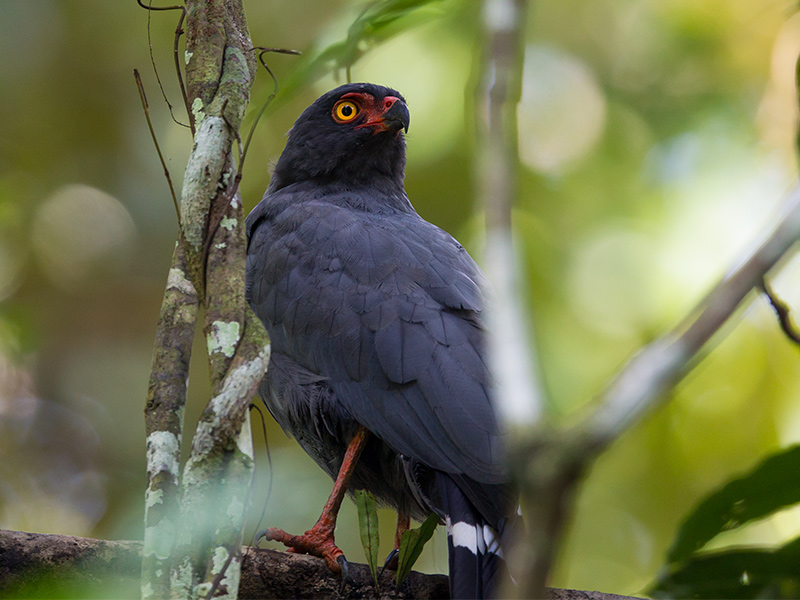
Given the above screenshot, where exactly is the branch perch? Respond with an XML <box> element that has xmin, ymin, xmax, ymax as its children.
<box><xmin>0</xmin><ymin>530</ymin><xmax>644</xmax><ymax>600</ymax></box>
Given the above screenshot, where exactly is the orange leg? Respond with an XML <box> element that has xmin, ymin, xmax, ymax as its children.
<box><xmin>394</xmin><ymin>511</ymin><xmax>410</xmax><ymax>549</ymax></box>
<box><xmin>260</xmin><ymin>427</ymin><xmax>369</xmax><ymax>573</ymax></box>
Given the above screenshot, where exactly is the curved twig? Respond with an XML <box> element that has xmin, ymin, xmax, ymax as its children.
<box><xmin>134</xmin><ymin>68</ymin><xmax>180</xmax><ymax>223</ymax></box>
<box><xmin>760</xmin><ymin>277</ymin><xmax>800</xmax><ymax>347</ymax></box>
<box><xmin>249</xmin><ymin>402</ymin><xmax>274</xmax><ymax>541</ymax></box>
<box><xmin>138</xmin><ymin>0</ymin><xmax>192</xmax><ymax>131</ymax></box>
<box><xmin>240</xmin><ymin>47</ymin><xmax>301</xmax><ymax>171</ymax></box>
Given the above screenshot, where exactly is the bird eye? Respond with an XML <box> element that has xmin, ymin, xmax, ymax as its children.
<box><xmin>332</xmin><ymin>100</ymin><xmax>359</xmax><ymax>123</ymax></box>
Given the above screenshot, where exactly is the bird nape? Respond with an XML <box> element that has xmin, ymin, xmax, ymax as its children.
<box><xmin>246</xmin><ymin>82</ymin><xmax>518</xmax><ymax>600</ymax></box>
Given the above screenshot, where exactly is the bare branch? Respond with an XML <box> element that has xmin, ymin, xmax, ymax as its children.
<box><xmin>476</xmin><ymin>0</ymin><xmax>544</xmax><ymax>429</ymax></box>
<box><xmin>141</xmin><ymin>2</ymin><xmax>269</xmax><ymax>599</ymax></box>
<box><xmin>585</xmin><ymin>183</ymin><xmax>800</xmax><ymax>447</ymax></box>
<box><xmin>510</xmin><ymin>184</ymin><xmax>800</xmax><ymax>598</ymax></box>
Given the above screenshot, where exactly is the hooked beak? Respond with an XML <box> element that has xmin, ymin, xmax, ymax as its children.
<box><xmin>358</xmin><ymin>96</ymin><xmax>410</xmax><ymax>134</ymax></box>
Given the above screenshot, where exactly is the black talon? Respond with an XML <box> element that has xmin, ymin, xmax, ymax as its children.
<box><xmin>337</xmin><ymin>555</ymin><xmax>350</xmax><ymax>593</ymax></box>
<box><xmin>380</xmin><ymin>548</ymin><xmax>399</xmax><ymax>576</ymax></box>
<box><xmin>253</xmin><ymin>528</ymin><xmax>268</xmax><ymax>547</ymax></box>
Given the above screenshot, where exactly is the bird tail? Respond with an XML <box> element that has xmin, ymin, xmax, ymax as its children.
<box><xmin>438</xmin><ymin>476</ymin><xmax>514</xmax><ymax>600</ymax></box>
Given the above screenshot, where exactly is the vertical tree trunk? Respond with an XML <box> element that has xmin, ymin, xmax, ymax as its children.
<box><xmin>141</xmin><ymin>2</ymin><xmax>270</xmax><ymax>599</ymax></box>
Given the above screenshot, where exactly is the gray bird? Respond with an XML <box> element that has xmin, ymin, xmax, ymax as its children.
<box><xmin>246</xmin><ymin>82</ymin><xmax>516</xmax><ymax>599</ymax></box>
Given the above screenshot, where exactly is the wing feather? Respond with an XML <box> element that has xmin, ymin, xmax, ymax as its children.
<box><xmin>247</xmin><ymin>192</ymin><xmax>506</xmax><ymax>483</ymax></box>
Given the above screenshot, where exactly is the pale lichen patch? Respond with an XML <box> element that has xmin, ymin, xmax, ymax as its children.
<box><xmin>167</xmin><ymin>267</ymin><xmax>196</xmax><ymax>296</ymax></box>
<box><xmin>146</xmin><ymin>431</ymin><xmax>180</xmax><ymax>479</ymax></box>
<box><xmin>141</xmin><ymin>582</ymin><xmax>154</xmax><ymax>599</ymax></box>
<box><xmin>170</xmin><ymin>556</ymin><xmax>194</xmax><ymax>596</ymax></box>
<box><xmin>180</xmin><ymin>116</ymin><xmax>229</xmax><ymax>248</ymax></box>
<box><xmin>220</xmin><ymin>216</ymin><xmax>237</xmax><ymax>231</ymax></box>
<box><xmin>184</xmin><ymin>50</ymin><xmax>193</xmax><ymax>65</ymax></box>
<box><xmin>187</xmin><ymin>345</ymin><xmax>270</xmax><ymax>457</ymax></box>
<box><xmin>211</xmin><ymin>546</ymin><xmax>230</xmax><ymax>575</ymax></box>
<box><xmin>191</xmin><ymin>97</ymin><xmax>206</xmax><ymax>127</ymax></box>
<box><xmin>207</xmin><ymin>320</ymin><xmax>240</xmax><ymax>357</ymax></box>
<box><xmin>143</xmin><ymin>521</ymin><xmax>175</xmax><ymax>560</ymax></box>
<box><xmin>145</xmin><ymin>487</ymin><xmax>164</xmax><ymax>509</ymax></box>
<box><xmin>236</xmin><ymin>413</ymin><xmax>254</xmax><ymax>459</ymax></box>
<box><xmin>215</xmin><ymin>242</ymin><xmax>227</xmax><ymax>249</ymax></box>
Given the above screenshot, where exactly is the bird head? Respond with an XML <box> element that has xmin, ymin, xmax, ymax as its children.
<box><xmin>269</xmin><ymin>83</ymin><xmax>410</xmax><ymax>192</ymax></box>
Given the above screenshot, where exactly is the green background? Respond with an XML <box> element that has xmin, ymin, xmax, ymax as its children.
<box><xmin>1</xmin><ymin>1</ymin><xmax>799</xmax><ymax>595</ymax></box>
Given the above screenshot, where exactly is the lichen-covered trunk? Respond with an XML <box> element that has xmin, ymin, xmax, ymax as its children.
<box><xmin>141</xmin><ymin>2</ymin><xmax>270</xmax><ymax>600</ymax></box>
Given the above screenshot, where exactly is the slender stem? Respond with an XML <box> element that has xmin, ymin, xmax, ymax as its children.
<box><xmin>134</xmin><ymin>69</ymin><xmax>181</xmax><ymax>222</ymax></box>
<box><xmin>476</xmin><ymin>0</ymin><xmax>543</xmax><ymax>430</ymax></box>
<box><xmin>174</xmin><ymin>9</ymin><xmax>195</xmax><ymax>136</ymax></box>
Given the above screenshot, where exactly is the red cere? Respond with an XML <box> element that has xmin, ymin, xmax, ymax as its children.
<box><xmin>339</xmin><ymin>93</ymin><xmax>403</xmax><ymax>134</ymax></box>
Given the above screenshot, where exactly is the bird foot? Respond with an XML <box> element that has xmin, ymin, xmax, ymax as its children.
<box><xmin>258</xmin><ymin>525</ymin><xmax>346</xmax><ymax>575</ymax></box>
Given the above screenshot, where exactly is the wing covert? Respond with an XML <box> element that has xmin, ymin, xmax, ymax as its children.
<box><xmin>247</xmin><ymin>193</ymin><xmax>506</xmax><ymax>484</ymax></box>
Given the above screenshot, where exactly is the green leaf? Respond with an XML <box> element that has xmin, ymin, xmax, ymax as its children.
<box><xmin>396</xmin><ymin>512</ymin><xmax>439</xmax><ymax>589</ymax></box>
<box><xmin>649</xmin><ymin>537</ymin><xmax>800</xmax><ymax>599</ymax></box>
<box><xmin>355</xmin><ymin>489</ymin><xmax>380</xmax><ymax>588</ymax></box>
<box><xmin>273</xmin><ymin>0</ymin><xmax>446</xmax><ymax>102</ymax></box>
<box><xmin>666</xmin><ymin>445</ymin><xmax>800</xmax><ymax>564</ymax></box>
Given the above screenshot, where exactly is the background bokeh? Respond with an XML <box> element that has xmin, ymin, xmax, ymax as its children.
<box><xmin>2</xmin><ymin>0</ymin><xmax>800</xmax><ymax>595</ymax></box>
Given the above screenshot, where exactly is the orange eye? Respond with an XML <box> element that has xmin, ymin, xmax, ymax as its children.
<box><xmin>333</xmin><ymin>100</ymin><xmax>359</xmax><ymax>123</ymax></box>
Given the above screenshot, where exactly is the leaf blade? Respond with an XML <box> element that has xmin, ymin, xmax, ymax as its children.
<box><xmin>396</xmin><ymin>512</ymin><xmax>439</xmax><ymax>589</ymax></box>
<box><xmin>666</xmin><ymin>445</ymin><xmax>800</xmax><ymax>564</ymax></box>
<box><xmin>355</xmin><ymin>489</ymin><xmax>380</xmax><ymax>588</ymax></box>
<box><xmin>650</xmin><ymin>537</ymin><xmax>800</xmax><ymax>599</ymax></box>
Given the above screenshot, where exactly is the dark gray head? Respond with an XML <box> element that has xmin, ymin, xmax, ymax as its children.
<box><xmin>269</xmin><ymin>83</ymin><xmax>410</xmax><ymax>192</ymax></box>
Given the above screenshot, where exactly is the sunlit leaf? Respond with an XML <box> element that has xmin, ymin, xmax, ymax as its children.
<box><xmin>396</xmin><ymin>512</ymin><xmax>439</xmax><ymax>589</ymax></box>
<box><xmin>275</xmin><ymin>0</ymin><xmax>446</xmax><ymax>101</ymax></box>
<box><xmin>649</xmin><ymin>537</ymin><xmax>800</xmax><ymax>599</ymax></box>
<box><xmin>666</xmin><ymin>445</ymin><xmax>800</xmax><ymax>564</ymax></box>
<box><xmin>355</xmin><ymin>489</ymin><xmax>380</xmax><ymax>588</ymax></box>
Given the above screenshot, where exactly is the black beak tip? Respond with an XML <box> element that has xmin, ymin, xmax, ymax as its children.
<box><xmin>384</xmin><ymin>101</ymin><xmax>410</xmax><ymax>134</ymax></box>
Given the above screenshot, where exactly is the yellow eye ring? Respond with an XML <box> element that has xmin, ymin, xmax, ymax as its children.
<box><xmin>333</xmin><ymin>100</ymin><xmax>359</xmax><ymax>123</ymax></box>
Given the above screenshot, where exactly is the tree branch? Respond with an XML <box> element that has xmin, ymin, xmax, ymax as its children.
<box><xmin>509</xmin><ymin>185</ymin><xmax>800</xmax><ymax>598</ymax></box>
<box><xmin>142</xmin><ymin>242</ymin><xmax>199</xmax><ymax>599</ymax></box>
<box><xmin>473</xmin><ymin>0</ymin><xmax>800</xmax><ymax>594</ymax></box>
<box><xmin>584</xmin><ymin>182</ymin><xmax>800</xmax><ymax>448</ymax></box>
<box><xmin>476</xmin><ymin>0</ymin><xmax>544</xmax><ymax>427</ymax></box>
<box><xmin>0</xmin><ymin>530</ymin><xmax>644</xmax><ymax>600</ymax></box>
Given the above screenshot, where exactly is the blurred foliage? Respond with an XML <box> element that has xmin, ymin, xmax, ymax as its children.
<box><xmin>1</xmin><ymin>0</ymin><xmax>800</xmax><ymax>596</ymax></box>
<box><xmin>276</xmin><ymin>0</ymin><xmax>446</xmax><ymax>98</ymax></box>
<box><xmin>665</xmin><ymin>445</ymin><xmax>800</xmax><ymax>566</ymax></box>
<box><xmin>650</xmin><ymin>445</ymin><xmax>800</xmax><ymax>598</ymax></box>
<box><xmin>650</xmin><ymin>539</ymin><xmax>800</xmax><ymax>599</ymax></box>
